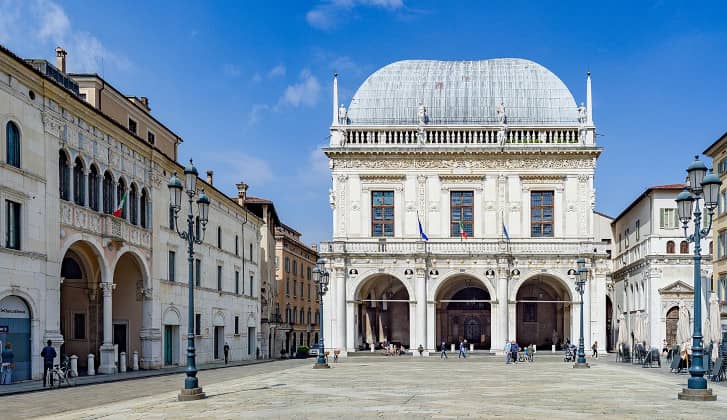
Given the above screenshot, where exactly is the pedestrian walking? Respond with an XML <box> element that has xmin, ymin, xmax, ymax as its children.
<box><xmin>591</xmin><ymin>341</ymin><xmax>598</xmax><ymax>358</ymax></box>
<box><xmin>510</xmin><ymin>341</ymin><xmax>518</xmax><ymax>363</ymax></box>
<box><xmin>417</xmin><ymin>344</ymin><xmax>424</xmax><ymax>357</ymax></box>
<box><xmin>440</xmin><ymin>341</ymin><xmax>448</xmax><ymax>359</ymax></box>
<box><xmin>458</xmin><ymin>341</ymin><xmax>466</xmax><ymax>359</ymax></box>
<box><xmin>1</xmin><ymin>342</ymin><xmax>14</xmax><ymax>384</ymax></box>
<box><xmin>504</xmin><ymin>340</ymin><xmax>511</xmax><ymax>364</ymax></box>
<box><xmin>224</xmin><ymin>342</ymin><xmax>230</xmax><ymax>364</ymax></box>
<box><xmin>41</xmin><ymin>340</ymin><xmax>57</xmax><ymax>388</ymax></box>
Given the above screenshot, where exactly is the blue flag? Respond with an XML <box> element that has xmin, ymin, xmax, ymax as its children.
<box><xmin>502</xmin><ymin>222</ymin><xmax>510</xmax><ymax>242</ymax></box>
<box><xmin>418</xmin><ymin>214</ymin><xmax>429</xmax><ymax>241</ymax></box>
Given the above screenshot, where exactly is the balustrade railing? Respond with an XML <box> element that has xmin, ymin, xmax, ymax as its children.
<box><xmin>60</xmin><ymin>201</ymin><xmax>151</xmax><ymax>249</ymax></box>
<box><xmin>343</xmin><ymin>127</ymin><xmax>582</xmax><ymax>146</ymax></box>
<box><xmin>319</xmin><ymin>239</ymin><xmax>593</xmax><ymax>256</ymax></box>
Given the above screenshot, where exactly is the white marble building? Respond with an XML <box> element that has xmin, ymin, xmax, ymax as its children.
<box><xmin>320</xmin><ymin>59</ymin><xmax>612</xmax><ymax>355</ymax></box>
<box><xmin>0</xmin><ymin>46</ymin><xmax>263</xmax><ymax>380</ymax></box>
<box><xmin>610</xmin><ymin>184</ymin><xmax>711</xmax><ymax>350</ymax></box>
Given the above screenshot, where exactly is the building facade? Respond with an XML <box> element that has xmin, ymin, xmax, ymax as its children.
<box><xmin>0</xmin><ymin>45</ymin><xmax>263</xmax><ymax>381</ymax></box>
<box><xmin>704</xmin><ymin>132</ymin><xmax>727</xmax><ymax>330</ymax></box>
<box><xmin>320</xmin><ymin>59</ymin><xmax>611</xmax><ymax>356</ymax></box>
<box><xmin>610</xmin><ymin>185</ymin><xmax>712</xmax><ymax>351</ymax></box>
<box><xmin>275</xmin><ymin>224</ymin><xmax>320</xmax><ymax>355</ymax></box>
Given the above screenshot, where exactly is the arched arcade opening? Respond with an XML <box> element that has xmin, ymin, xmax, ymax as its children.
<box><xmin>435</xmin><ymin>276</ymin><xmax>491</xmax><ymax>349</ymax></box>
<box><xmin>355</xmin><ymin>275</ymin><xmax>410</xmax><ymax>350</ymax></box>
<box><xmin>112</xmin><ymin>252</ymin><xmax>146</xmax><ymax>369</ymax></box>
<box><xmin>516</xmin><ymin>275</ymin><xmax>572</xmax><ymax>349</ymax></box>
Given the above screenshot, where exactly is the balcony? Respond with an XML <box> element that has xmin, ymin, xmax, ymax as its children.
<box><xmin>60</xmin><ymin>201</ymin><xmax>151</xmax><ymax>249</ymax></box>
<box><xmin>319</xmin><ymin>238</ymin><xmax>596</xmax><ymax>257</ymax></box>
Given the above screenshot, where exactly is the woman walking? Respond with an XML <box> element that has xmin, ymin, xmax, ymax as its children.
<box><xmin>591</xmin><ymin>341</ymin><xmax>598</xmax><ymax>358</ymax></box>
<box><xmin>1</xmin><ymin>342</ymin><xmax>14</xmax><ymax>384</ymax></box>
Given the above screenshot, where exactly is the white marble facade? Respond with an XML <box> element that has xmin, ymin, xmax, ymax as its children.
<box><xmin>320</xmin><ymin>59</ymin><xmax>611</xmax><ymax>355</ymax></box>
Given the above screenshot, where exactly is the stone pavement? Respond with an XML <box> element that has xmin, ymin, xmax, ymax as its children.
<box><xmin>5</xmin><ymin>354</ymin><xmax>727</xmax><ymax>419</ymax></box>
<box><xmin>0</xmin><ymin>357</ymin><xmax>275</xmax><ymax>396</ymax></box>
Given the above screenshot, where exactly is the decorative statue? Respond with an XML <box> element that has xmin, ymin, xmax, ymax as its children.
<box><xmin>338</xmin><ymin>104</ymin><xmax>347</xmax><ymax>125</ymax></box>
<box><xmin>417</xmin><ymin>103</ymin><xmax>427</xmax><ymax>125</ymax></box>
<box><xmin>328</xmin><ymin>188</ymin><xmax>335</xmax><ymax>207</ymax></box>
<box><xmin>496</xmin><ymin>101</ymin><xmax>506</xmax><ymax>124</ymax></box>
<box><xmin>497</xmin><ymin>128</ymin><xmax>506</xmax><ymax>146</ymax></box>
<box><xmin>577</xmin><ymin>103</ymin><xmax>587</xmax><ymax>124</ymax></box>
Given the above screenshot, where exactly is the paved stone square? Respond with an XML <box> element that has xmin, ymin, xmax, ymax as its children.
<box><xmin>5</xmin><ymin>355</ymin><xmax>727</xmax><ymax>419</ymax></box>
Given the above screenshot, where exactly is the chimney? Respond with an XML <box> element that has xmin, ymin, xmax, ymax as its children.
<box><xmin>55</xmin><ymin>47</ymin><xmax>67</xmax><ymax>73</ymax></box>
<box><xmin>206</xmin><ymin>170</ymin><xmax>214</xmax><ymax>186</ymax></box>
<box><xmin>140</xmin><ymin>96</ymin><xmax>150</xmax><ymax>110</ymax></box>
<box><xmin>236</xmin><ymin>182</ymin><xmax>248</xmax><ymax>206</ymax></box>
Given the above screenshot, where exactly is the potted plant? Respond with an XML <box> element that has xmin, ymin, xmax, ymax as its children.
<box><xmin>296</xmin><ymin>346</ymin><xmax>309</xmax><ymax>359</ymax></box>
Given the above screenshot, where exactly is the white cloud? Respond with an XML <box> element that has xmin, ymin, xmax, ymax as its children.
<box><xmin>280</xmin><ymin>69</ymin><xmax>320</xmax><ymax>108</ymax></box>
<box><xmin>247</xmin><ymin>104</ymin><xmax>269</xmax><ymax>126</ymax></box>
<box><xmin>306</xmin><ymin>0</ymin><xmax>404</xmax><ymax>30</ymax></box>
<box><xmin>0</xmin><ymin>0</ymin><xmax>130</xmax><ymax>74</ymax></box>
<box><xmin>268</xmin><ymin>64</ymin><xmax>286</xmax><ymax>78</ymax></box>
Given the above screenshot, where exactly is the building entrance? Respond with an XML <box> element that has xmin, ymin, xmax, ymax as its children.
<box><xmin>436</xmin><ymin>276</ymin><xmax>491</xmax><ymax>350</ymax></box>
<box><xmin>665</xmin><ymin>306</ymin><xmax>679</xmax><ymax>347</ymax></box>
<box><xmin>0</xmin><ymin>295</ymin><xmax>31</xmax><ymax>381</ymax></box>
<box><xmin>516</xmin><ymin>275</ymin><xmax>572</xmax><ymax>349</ymax></box>
<box><xmin>355</xmin><ymin>275</ymin><xmax>410</xmax><ymax>350</ymax></box>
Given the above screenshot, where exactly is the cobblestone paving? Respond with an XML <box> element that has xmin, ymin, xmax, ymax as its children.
<box><xmin>9</xmin><ymin>355</ymin><xmax>727</xmax><ymax>419</ymax></box>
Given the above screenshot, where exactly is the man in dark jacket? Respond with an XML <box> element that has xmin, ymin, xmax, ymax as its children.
<box><xmin>41</xmin><ymin>340</ymin><xmax>57</xmax><ymax>387</ymax></box>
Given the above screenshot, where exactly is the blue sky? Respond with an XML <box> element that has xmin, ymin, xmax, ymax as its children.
<box><xmin>2</xmin><ymin>0</ymin><xmax>726</xmax><ymax>244</ymax></box>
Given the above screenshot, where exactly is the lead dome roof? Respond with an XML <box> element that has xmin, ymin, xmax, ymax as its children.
<box><xmin>346</xmin><ymin>58</ymin><xmax>579</xmax><ymax>126</ymax></box>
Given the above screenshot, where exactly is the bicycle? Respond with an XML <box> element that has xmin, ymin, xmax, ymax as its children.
<box><xmin>47</xmin><ymin>360</ymin><xmax>76</xmax><ymax>388</ymax></box>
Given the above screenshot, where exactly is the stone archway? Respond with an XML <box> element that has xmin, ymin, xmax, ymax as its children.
<box><xmin>515</xmin><ymin>275</ymin><xmax>572</xmax><ymax>349</ymax></box>
<box><xmin>60</xmin><ymin>240</ymin><xmax>105</xmax><ymax>372</ymax></box>
<box><xmin>435</xmin><ymin>275</ymin><xmax>492</xmax><ymax>350</ymax></box>
<box><xmin>355</xmin><ymin>275</ymin><xmax>410</xmax><ymax>350</ymax></box>
<box><xmin>112</xmin><ymin>252</ymin><xmax>146</xmax><ymax>369</ymax></box>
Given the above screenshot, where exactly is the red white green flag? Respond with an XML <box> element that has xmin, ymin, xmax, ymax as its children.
<box><xmin>459</xmin><ymin>219</ymin><xmax>468</xmax><ymax>239</ymax></box>
<box><xmin>113</xmin><ymin>192</ymin><xmax>127</xmax><ymax>218</ymax></box>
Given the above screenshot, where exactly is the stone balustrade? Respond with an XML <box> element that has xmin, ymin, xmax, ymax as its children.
<box><xmin>319</xmin><ymin>238</ymin><xmax>594</xmax><ymax>256</ymax></box>
<box><xmin>60</xmin><ymin>201</ymin><xmax>151</xmax><ymax>249</ymax></box>
<box><xmin>343</xmin><ymin>126</ymin><xmax>582</xmax><ymax>147</ymax></box>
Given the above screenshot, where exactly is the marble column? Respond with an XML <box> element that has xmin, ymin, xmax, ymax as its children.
<box><xmin>336</xmin><ymin>272</ymin><xmax>346</xmax><ymax>355</ymax></box>
<box><xmin>346</xmin><ymin>301</ymin><xmax>355</xmax><ymax>354</ymax></box>
<box><xmin>416</xmin><ymin>272</ymin><xmax>427</xmax><ymax>353</ymax></box>
<box><xmin>426</xmin><ymin>301</ymin><xmax>436</xmax><ymax>351</ymax></box>
<box><xmin>408</xmin><ymin>302</ymin><xmax>416</xmax><ymax>350</ymax></box>
<box><xmin>99</xmin><ymin>281</ymin><xmax>116</xmax><ymax>374</ymax></box>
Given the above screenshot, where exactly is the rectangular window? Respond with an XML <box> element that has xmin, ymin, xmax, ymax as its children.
<box><xmin>168</xmin><ymin>207</ymin><xmax>175</xmax><ymax>230</ymax></box>
<box><xmin>234</xmin><ymin>316</ymin><xmax>239</xmax><ymax>335</ymax></box>
<box><xmin>307</xmin><ymin>267</ymin><xmax>311</xmax><ymax>281</ymax></box>
<box><xmin>249</xmin><ymin>275</ymin><xmax>254</xmax><ymax>296</ymax></box>
<box><xmin>147</xmin><ymin>131</ymin><xmax>155</xmax><ymax>145</ymax></box>
<box><xmin>195</xmin><ymin>314</ymin><xmax>201</xmax><ymax>336</ymax></box>
<box><xmin>293</xmin><ymin>280</ymin><xmax>297</xmax><ymax>297</ymax></box>
<box><xmin>531</xmin><ymin>191</ymin><xmax>554</xmax><ymax>237</ymax></box>
<box><xmin>168</xmin><ymin>251</ymin><xmax>176</xmax><ymax>282</ymax></box>
<box><xmin>636</xmin><ymin>220</ymin><xmax>640</xmax><ymax>241</ymax></box>
<box><xmin>195</xmin><ymin>259</ymin><xmax>201</xmax><ymax>287</ymax></box>
<box><xmin>372</xmin><ymin>191</ymin><xmax>394</xmax><ymax>237</ymax></box>
<box><xmin>618</xmin><ymin>233</ymin><xmax>622</xmax><ymax>253</ymax></box>
<box><xmin>217</xmin><ymin>265</ymin><xmax>222</xmax><ymax>291</ymax></box>
<box><xmin>235</xmin><ymin>271</ymin><xmax>240</xmax><ymax>294</ymax></box>
<box><xmin>625</xmin><ymin>228</ymin><xmax>630</xmax><ymax>248</ymax></box>
<box><xmin>235</xmin><ymin>236</ymin><xmax>239</xmax><ymax>256</ymax></box>
<box><xmin>73</xmin><ymin>313</ymin><xmax>86</xmax><ymax>340</ymax></box>
<box><xmin>450</xmin><ymin>191</ymin><xmax>474</xmax><ymax>237</ymax></box>
<box><xmin>286</xmin><ymin>279</ymin><xmax>290</xmax><ymax>295</ymax></box>
<box><xmin>300</xmin><ymin>282</ymin><xmax>304</xmax><ymax>297</ymax></box>
<box><xmin>293</xmin><ymin>260</ymin><xmax>297</xmax><ymax>275</ymax></box>
<box><xmin>128</xmin><ymin>118</ymin><xmax>137</xmax><ymax>134</ymax></box>
<box><xmin>718</xmin><ymin>231</ymin><xmax>727</xmax><ymax>259</ymax></box>
<box><xmin>659</xmin><ymin>208</ymin><xmax>678</xmax><ymax>229</ymax></box>
<box><xmin>217</xmin><ymin>227</ymin><xmax>222</xmax><ymax>248</ymax></box>
<box><xmin>285</xmin><ymin>257</ymin><xmax>290</xmax><ymax>273</ymax></box>
<box><xmin>6</xmin><ymin>200</ymin><xmax>21</xmax><ymax>250</ymax></box>
<box><xmin>247</xmin><ymin>327</ymin><xmax>255</xmax><ymax>355</ymax></box>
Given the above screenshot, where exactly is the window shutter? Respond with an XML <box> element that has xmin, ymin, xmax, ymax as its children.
<box><xmin>659</xmin><ymin>209</ymin><xmax>666</xmax><ymax>229</ymax></box>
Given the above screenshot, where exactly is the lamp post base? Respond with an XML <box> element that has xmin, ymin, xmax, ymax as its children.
<box><xmin>313</xmin><ymin>362</ymin><xmax>330</xmax><ymax>369</ymax></box>
<box><xmin>573</xmin><ymin>362</ymin><xmax>590</xmax><ymax>369</ymax></box>
<box><xmin>178</xmin><ymin>387</ymin><xmax>206</xmax><ymax>401</ymax></box>
<box><xmin>678</xmin><ymin>387</ymin><xmax>716</xmax><ymax>401</ymax></box>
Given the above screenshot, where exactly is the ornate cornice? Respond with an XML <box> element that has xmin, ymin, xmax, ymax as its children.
<box><xmin>333</xmin><ymin>156</ymin><xmax>596</xmax><ymax>170</ymax></box>
<box><xmin>359</xmin><ymin>174</ymin><xmax>406</xmax><ymax>183</ymax></box>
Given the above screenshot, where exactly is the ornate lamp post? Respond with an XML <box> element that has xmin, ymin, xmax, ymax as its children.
<box><xmin>675</xmin><ymin>155</ymin><xmax>720</xmax><ymax>401</ymax></box>
<box><xmin>312</xmin><ymin>258</ymin><xmax>330</xmax><ymax>369</ymax></box>
<box><xmin>573</xmin><ymin>257</ymin><xmax>590</xmax><ymax>368</ymax></box>
<box><xmin>169</xmin><ymin>159</ymin><xmax>210</xmax><ymax>401</ymax></box>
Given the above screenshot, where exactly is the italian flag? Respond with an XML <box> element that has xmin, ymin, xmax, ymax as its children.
<box><xmin>459</xmin><ymin>219</ymin><xmax>468</xmax><ymax>239</ymax></box>
<box><xmin>113</xmin><ymin>191</ymin><xmax>127</xmax><ymax>218</ymax></box>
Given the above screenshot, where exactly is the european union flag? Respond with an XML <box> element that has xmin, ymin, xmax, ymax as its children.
<box><xmin>418</xmin><ymin>214</ymin><xmax>429</xmax><ymax>241</ymax></box>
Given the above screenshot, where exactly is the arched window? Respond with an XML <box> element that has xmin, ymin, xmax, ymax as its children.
<box><xmin>6</xmin><ymin>121</ymin><xmax>20</xmax><ymax>167</ymax></box>
<box><xmin>103</xmin><ymin>171</ymin><xmax>114</xmax><ymax>214</ymax></box>
<box><xmin>59</xmin><ymin>150</ymin><xmax>70</xmax><ymax>200</ymax></box>
<box><xmin>140</xmin><ymin>188</ymin><xmax>149</xmax><ymax>229</ymax></box>
<box><xmin>116</xmin><ymin>178</ymin><xmax>127</xmax><ymax>219</ymax></box>
<box><xmin>73</xmin><ymin>157</ymin><xmax>85</xmax><ymax>205</ymax></box>
<box><xmin>680</xmin><ymin>241</ymin><xmax>689</xmax><ymax>254</ymax></box>
<box><xmin>88</xmin><ymin>165</ymin><xmax>100</xmax><ymax>211</ymax></box>
<box><xmin>129</xmin><ymin>183</ymin><xmax>138</xmax><ymax>225</ymax></box>
<box><xmin>666</xmin><ymin>240</ymin><xmax>675</xmax><ymax>254</ymax></box>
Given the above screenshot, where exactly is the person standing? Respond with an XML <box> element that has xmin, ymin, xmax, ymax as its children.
<box><xmin>510</xmin><ymin>341</ymin><xmax>519</xmax><ymax>364</ymax></box>
<box><xmin>458</xmin><ymin>341</ymin><xmax>466</xmax><ymax>359</ymax></box>
<box><xmin>591</xmin><ymin>341</ymin><xmax>598</xmax><ymax>358</ymax></box>
<box><xmin>41</xmin><ymin>340</ymin><xmax>57</xmax><ymax>388</ymax></box>
<box><xmin>504</xmin><ymin>340</ymin><xmax>511</xmax><ymax>364</ymax></box>
<box><xmin>440</xmin><ymin>341</ymin><xmax>448</xmax><ymax>359</ymax></box>
<box><xmin>1</xmin><ymin>343</ymin><xmax>14</xmax><ymax>384</ymax></box>
<box><xmin>223</xmin><ymin>342</ymin><xmax>230</xmax><ymax>365</ymax></box>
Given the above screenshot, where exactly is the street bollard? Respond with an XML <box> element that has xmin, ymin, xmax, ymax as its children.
<box><xmin>87</xmin><ymin>354</ymin><xmax>95</xmax><ymax>376</ymax></box>
<box><xmin>70</xmin><ymin>355</ymin><xmax>78</xmax><ymax>377</ymax></box>
<box><xmin>132</xmin><ymin>351</ymin><xmax>139</xmax><ymax>371</ymax></box>
<box><xmin>119</xmin><ymin>352</ymin><xmax>127</xmax><ymax>373</ymax></box>
<box><xmin>551</xmin><ymin>345</ymin><xmax>556</xmax><ymax>353</ymax></box>
<box><xmin>469</xmin><ymin>343</ymin><xmax>474</xmax><ymax>352</ymax></box>
<box><xmin>451</xmin><ymin>344</ymin><xmax>455</xmax><ymax>353</ymax></box>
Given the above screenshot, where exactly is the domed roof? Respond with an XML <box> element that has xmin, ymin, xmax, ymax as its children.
<box><xmin>346</xmin><ymin>59</ymin><xmax>579</xmax><ymax>126</ymax></box>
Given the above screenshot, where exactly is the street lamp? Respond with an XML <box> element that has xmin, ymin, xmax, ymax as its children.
<box><xmin>312</xmin><ymin>258</ymin><xmax>330</xmax><ymax>369</ymax></box>
<box><xmin>573</xmin><ymin>257</ymin><xmax>590</xmax><ymax>368</ymax></box>
<box><xmin>169</xmin><ymin>159</ymin><xmax>210</xmax><ymax>401</ymax></box>
<box><xmin>675</xmin><ymin>155</ymin><xmax>720</xmax><ymax>401</ymax></box>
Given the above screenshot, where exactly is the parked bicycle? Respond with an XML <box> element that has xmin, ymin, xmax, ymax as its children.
<box><xmin>47</xmin><ymin>359</ymin><xmax>75</xmax><ymax>388</ymax></box>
